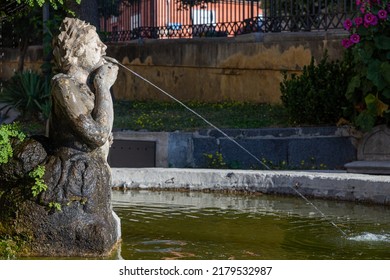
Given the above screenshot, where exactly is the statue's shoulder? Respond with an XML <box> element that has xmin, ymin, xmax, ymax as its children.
<box><xmin>52</xmin><ymin>73</ymin><xmax>73</xmax><ymax>86</ymax></box>
<box><xmin>51</xmin><ymin>74</ymin><xmax>77</xmax><ymax>102</ymax></box>
<box><xmin>51</xmin><ymin>74</ymin><xmax>77</xmax><ymax>98</ymax></box>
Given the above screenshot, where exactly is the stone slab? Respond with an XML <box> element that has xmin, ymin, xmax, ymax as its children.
<box><xmin>358</xmin><ymin>125</ymin><xmax>390</xmax><ymax>161</ymax></box>
<box><xmin>0</xmin><ymin>103</ymin><xmax>20</xmax><ymax>124</ymax></box>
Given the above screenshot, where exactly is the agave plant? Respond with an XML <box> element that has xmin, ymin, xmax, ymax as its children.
<box><xmin>0</xmin><ymin>71</ymin><xmax>51</xmax><ymax>120</ymax></box>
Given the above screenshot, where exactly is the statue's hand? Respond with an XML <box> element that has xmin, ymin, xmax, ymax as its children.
<box><xmin>93</xmin><ymin>62</ymin><xmax>119</xmax><ymax>90</ymax></box>
<box><xmin>108</xmin><ymin>133</ymin><xmax>114</xmax><ymax>147</ymax></box>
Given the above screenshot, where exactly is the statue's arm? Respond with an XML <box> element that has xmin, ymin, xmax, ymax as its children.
<box><xmin>51</xmin><ymin>74</ymin><xmax>113</xmax><ymax>148</ymax></box>
<box><xmin>91</xmin><ymin>62</ymin><xmax>118</xmax><ymax>136</ymax></box>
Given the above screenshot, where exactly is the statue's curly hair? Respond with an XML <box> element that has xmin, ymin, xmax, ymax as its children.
<box><xmin>53</xmin><ymin>17</ymin><xmax>97</xmax><ymax>72</ymax></box>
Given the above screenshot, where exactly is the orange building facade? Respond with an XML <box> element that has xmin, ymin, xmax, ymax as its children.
<box><xmin>101</xmin><ymin>0</ymin><xmax>263</xmax><ymax>39</ymax></box>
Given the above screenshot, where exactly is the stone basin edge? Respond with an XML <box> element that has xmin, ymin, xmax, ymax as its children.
<box><xmin>111</xmin><ymin>168</ymin><xmax>390</xmax><ymax>206</ymax></box>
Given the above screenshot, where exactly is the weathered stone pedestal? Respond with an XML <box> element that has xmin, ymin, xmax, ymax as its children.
<box><xmin>0</xmin><ymin>136</ymin><xmax>121</xmax><ymax>257</ymax></box>
<box><xmin>345</xmin><ymin>125</ymin><xmax>390</xmax><ymax>175</ymax></box>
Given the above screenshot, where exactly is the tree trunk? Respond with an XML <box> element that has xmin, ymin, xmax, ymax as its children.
<box><xmin>17</xmin><ymin>37</ymin><xmax>29</xmax><ymax>73</ymax></box>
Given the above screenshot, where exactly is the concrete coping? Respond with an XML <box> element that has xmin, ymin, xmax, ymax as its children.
<box><xmin>111</xmin><ymin>168</ymin><xmax>390</xmax><ymax>206</ymax></box>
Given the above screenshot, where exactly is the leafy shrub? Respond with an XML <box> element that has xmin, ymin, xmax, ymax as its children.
<box><xmin>280</xmin><ymin>52</ymin><xmax>353</xmax><ymax>125</ymax></box>
<box><xmin>0</xmin><ymin>235</ymin><xmax>27</xmax><ymax>260</ymax></box>
<box><xmin>0</xmin><ymin>71</ymin><xmax>51</xmax><ymax>120</ymax></box>
<box><xmin>342</xmin><ymin>0</ymin><xmax>390</xmax><ymax>131</ymax></box>
<box><xmin>0</xmin><ymin>123</ymin><xmax>26</xmax><ymax>164</ymax></box>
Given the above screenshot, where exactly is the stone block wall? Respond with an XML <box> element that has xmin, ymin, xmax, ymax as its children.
<box><xmin>114</xmin><ymin>127</ymin><xmax>357</xmax><ymax>170</ymax></box>
<box><xmin>188</xmin><ymin>127</ymin><xmax>357</xmax><ymax>169</ymax></box>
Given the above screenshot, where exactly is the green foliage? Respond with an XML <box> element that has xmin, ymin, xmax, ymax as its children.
<box><xmin>134</xmin><ymin>112</ymin><xmax>164</xmax><ymax>130</ymax></box>
<box><xmin>204</xmin><ymin>151</ymin><xmax>227</xmax><ymax>169</ymax></box>
<box><xmin>0</xmin><ymin>123</ymin><xmax>26</xmax><ymax>164</ymax></box>
<box><xmin>202</xmin><ymin>152</ymin><xmax>328</xmax><ymax>170</ymax></box>
<box><xmin>29</xmin><ymin>165</ymin><xmax>48</xmax><ymax>197</ymax></box>
<box><xmin>16</xmin><ymin>0</ymin><xmax>81</xmax><ymax>10</ymax></box>
<box><xmin>342</xmin><ymin>0</ymin><xmax>390</xmax><ymax>131</ymax></box>
<box><xmin>280</xmin><ymin>52</ymin><xmax>353</xmax><ymax>125</ymax></box>
<box><xmin>0</xmin><ymin>235</ymin><xmax>26</xmax><ymax>260</ymax></box>
<box><xmin>261</xmin><ymin>157</ymin><xmax>327</xmax><ymax>170</ymax></box>
<box><xmin>114</xmin><ymin>101</ymin><xmax>288</xmax><ymax>131</ymax></box>
<box><xmin>48</xmin><ymin>202</ymin><xmax>62</xmax><ymax>212</ymax></box>
<box><xmin>0</xmin><ymin>71</ymin><xmax>51</xmax><ymax>120</ymax></box>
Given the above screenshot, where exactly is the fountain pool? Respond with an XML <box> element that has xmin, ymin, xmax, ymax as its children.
<box><xmin>112</xmin><ymin>190</ymin><xmax>390</xmax><ymax>260</ymax></box>
<box><xmin>105</xmin><ymin>56</ymin><xmax>390</xmax><ymax>259</ymax></box>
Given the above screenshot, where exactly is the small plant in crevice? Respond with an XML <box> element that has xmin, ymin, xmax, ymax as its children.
<box><xmin>48</xmin><ymin>202</ymin><xmax>62</xmax><ymax>212</ymax></box>
<box><xmin>203</xmin><ymin>151</ymin><xmax>228</xmax><ymax>169</ymax></box>
<box><xmin>29</xmin><ymin>165</ymin><xmax>48</xmax><ymax>197</ymax></box>
<box><xmin>203</xmin><ymin>151</ymin><xmax>243</xmax><ymax>169</ymax></box>
<box><xmin>29</xmin><ymin>166</ymin><xmax>62</xmax><ymax>212</ymax></box>
<box><xmin>258</xmin><ymin>158</ymin><xmax>289</xmax><ymax>170</ymax></box>
<box><xmin>260</xmin><ymin>157</ymin><xmax>327</xmax><ymax>170</ymax></box>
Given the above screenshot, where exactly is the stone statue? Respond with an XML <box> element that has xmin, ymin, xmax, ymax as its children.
<box><xmin>51</xmin><ymin>17</ymin><xmax>115</xmax><ymax>161</ymax></box>
<box><xmin>0</xmin><ymin>17</ymin><xmax>121</xmax><ymax>257</ymax></box>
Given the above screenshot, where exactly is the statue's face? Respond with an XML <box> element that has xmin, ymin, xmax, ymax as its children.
<box><xmin>78</xmin><ymin>30</ymin><xmax>107</xmax><ymax>71</ymax></box>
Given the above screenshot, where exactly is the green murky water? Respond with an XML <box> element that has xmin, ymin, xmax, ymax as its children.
<box><xmin>112</xmin><ymin>190</ymin><xmax>390</xmax><ymax>260</ymax></box>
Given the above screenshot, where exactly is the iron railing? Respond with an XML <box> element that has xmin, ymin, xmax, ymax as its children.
<box><xmin>101</xmin><ymin>0</ymin><xmax>356</xmax><ymax>42</ymax></box>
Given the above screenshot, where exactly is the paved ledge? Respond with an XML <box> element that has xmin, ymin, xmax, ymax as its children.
<box><xmin>345</xmin><ymin>161</ymin><xmax>390</xmax><ymax>175</ymax></box>
<box><xmin>111</xmin><ymin>168</ymin><xmax>390</xmax><ymax>205</ymax></box>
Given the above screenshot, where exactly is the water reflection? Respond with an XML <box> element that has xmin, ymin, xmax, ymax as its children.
<box><xmin>112</xmin><ymin>190</ymin><xmax>390</xmax><ymax>260</ymax></box>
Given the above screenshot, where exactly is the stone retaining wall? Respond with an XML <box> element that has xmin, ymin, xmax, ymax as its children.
<box><xmin>1</xmin><ymin>31</ymin><xmax>347</xmax><ymax>104</ymax></box>
<box><xmin>113</xmin><ymin>126</ymin><xmax>358</xmax><ymax>170</ymax></box>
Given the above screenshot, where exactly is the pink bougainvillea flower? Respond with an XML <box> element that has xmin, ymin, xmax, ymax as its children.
<box><xmin>354</xmin><ymin>17</ymin><xmax>363</xmax><ymax>26</ymax></box>
<box><xmin>342</xmin><ymin>38</ymin><xmax>353</xmax><ymax>48</ymax></box>
<box><xmin>343</xmin><ymin>18</ymin><xmax>353</xmax><ymax>30</ymax></box>
<box><xmin>350</xmin><ymin>33</ymin><xmax>361</xmax><ymax>44</ymax></box>
<box><xmin>370</xmin><ymin>15</ymin><xmax>378</xmax><ymax>25</ymax></box>
<box><xmin>364</xmin><ymin>13</ymin><xmax>376</xmax><ymax>24</ymax></box>
<box><xmin>364</xmin><ymin>13</ymin><xmax>373</xmax><ymax>23</ymax></box>
<box><xmin>360</xmin><ymin>6</ymin><xmax>366</xmax><ymax>13</ymax></box>
<box><xmin>356</xmin><ymin>0</ymin><xmax>362</xmax><ymax>5</ymax></box>
<box><xmin>378</xmin><ymin>9</ymin><xmax>388</xmax><ymax>19</ymax></box>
